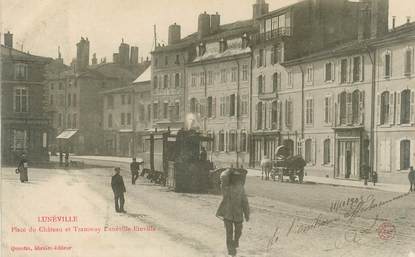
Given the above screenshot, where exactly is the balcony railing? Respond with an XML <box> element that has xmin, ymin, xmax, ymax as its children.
<box><xmin>250</xmin><ymin>27</ymin><xmax>292</xmax><ymax>45</ymax></box>
<box><xmin>258</xmin><ymin>91</ymin><xmax>277</xmax><ymax>100</ymax></box>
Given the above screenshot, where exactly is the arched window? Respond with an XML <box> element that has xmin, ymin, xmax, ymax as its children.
<box><xmin>258</xmin><ymin>75</ymin><xmax>263</xmax><ymax>94</ymax></box>
<box><xmin>380</xmin><ymin>91</ymin><xmax>390</xmax><ymax>125</ymax></box>
<box><xmin>352</xmin><ymin>90</ymin><xmax>360</xmax><ymax>124</ymax></box>
<box><xmin>401</xmin><ymin>89</ymin><xmax>411</xmax><ymax>124</ymax></box>
<box><xmin>190</xmin><ymin>98</ymin><xmax>197</xmax><ymax>113</ymax></box>
<box><xmin>400</xmin><ymin>140</ymin><xmax>411</xmax><ymax>170</ymax></box>
<box><xmin>339</xmin><ymin>92</ymin><xmax>347</xmax><ymax>125</ymax></box>
<box><xmin>175</xmin><ymin>73</ymin><xmax>180</xmax><ymax>88</ymax></box>
<box><xmin>323</xmin><ymin>139</ymin><xmax>331</xmax><ymax>164</ymax></box>
<box><xmin>153</xmin><ymin>76</ymin><xmax>158</xmax><ymax>89</ymax></box>
<box><xmin>257</xmin><ymin>102</ymin><xmax>263</xmax><ymax>130</ymax></box>
<box><xmin>305</xmin><ymin>139</ymin><xmax>312</xmax><ymax>163</ymax></box>
<box><xmin>240</xmin><ymin>131</ymin><xmax>247</xmax><ymax>152</ymax></box>
<box><xmin>271</xmin><ymin>101</ymin><xmax>278</xmax><ymax>130</ymax></box>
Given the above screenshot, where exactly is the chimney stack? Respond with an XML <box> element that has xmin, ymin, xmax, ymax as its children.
<box><xmin>253</xmin><ymin>0</ymin><xmax>269</xmax><ymax>21</ymax></box>
<box><xmin>392</xmin><ymin>16</ymin><xmax>396</xmax><ymax>29</ymax></box>
<box><xmin>76</xmin><ymin>37</ymin><xmax>90</xmax><ymax>72</ymax></box>
<box><xmin>168</xmin><ymin>23</ymin><xmax>181</xmax><ymax>45</ymax></box>
<box><xmin>130</xmin><ymin>46</ymin><xmax>139</xmax><ymax>64</ymax></box>
<box><xmin>118</xmin><ymin>40</ymin><xmax>130</xmax><ymax>65</ymax></box>
<box><xmin>198</xmin><ymin>12</ymin><xmax>211</xmax><ymax>39</ymax></box>
<box><xmin>210</xmin><ymin>13</ymin><xmax>221</xmax><ymax>33</ymax></box>
<box><xmin>407</xmin><ymin>16</ymin><xmax>411</xmax><ymax>24</ymax></box>
<box><xmin>4</xmin><ymin>31</ymin><xmax>13</xmax><ymax>48</ymax></box>
<box><xmin>92</xmin><ymin>53</ymin><xmax>97</xmax><ymax>65</ymax></box>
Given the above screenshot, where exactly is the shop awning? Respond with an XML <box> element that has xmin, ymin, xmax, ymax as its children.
<box><xmin>56</xmin><ymin>129</ymin><xmax>78</xmax><ymax>139</ymax></box>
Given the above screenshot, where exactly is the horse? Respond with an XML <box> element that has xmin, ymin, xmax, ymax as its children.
<box><xmin>260</xmin><ymin>157</ymin><xmax>273</xmax><ymax>181</ymax></box>
<box><xmin>409</xmin><ymin>167</ymin><xmax>415</xmax><ymax>192</ymax></box>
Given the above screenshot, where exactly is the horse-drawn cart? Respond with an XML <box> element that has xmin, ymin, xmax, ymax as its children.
<box><xmin>270</xmin><ymin>145</ymin><xmax>306</xmax><ymax>183</ymax></box>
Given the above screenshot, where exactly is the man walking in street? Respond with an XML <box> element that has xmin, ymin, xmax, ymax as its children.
<box><xmin>130</xmin><ymin>158</ymin><xmax>140</xmax><ymax>185</ymax></box>
<box><xmin>216</xmin><ymin>168</ymin><xmax>250</xmax><ymax>257</ymax></box>
<box><xmin>111</xmin><ymin>167</ymin><xmax>126</xmax><ymax>213</ymax></box>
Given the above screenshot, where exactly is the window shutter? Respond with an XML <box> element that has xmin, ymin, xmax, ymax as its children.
<box><xmin>359</xmin><ymin>91</ymin><xmax>365</xmax><ymax>125</ymax></box>
<box><xmin>389</xmin><ymin>92</ymin><xmax>395</xmax><ymax>125</ymax></box>
<box><xmin>396</xmin><ymin>92</ymin><xmax>401</xmax><ymax>125</ymax></box>
<box><xmin>347</xmin><ymin>93</ymin><xmax>352</xmax><ymax>125</ymax></box>
<box><xmin>385</xmin><ymin>139</ymin><xmax>391</xmax><ymax>171</ymax></box>
<box><xmin>256</xmin><ymin>55</ymin><xmax>260</xmax><ymax>68</ymax></box>
<box><xmin>332</xmin><ymin>62</ymin><xmax>336</xmax><ymax>82</ymax></box>
<box><xmin>336</xmin><ymin>95</ymin><xmax>340</xmax><ymax>126</ymax></box>
<box><xmin>337</xmin><ymin>59</ymin><xmax>342</xmax><ymax>83</ymax></box>
<box><xmin>329</xmin><ymin>95</ymin><xmax>334</xmax><ymax>124</ymax></box>
<box><xmin>396</xmin><ymin>140</ymin><xmax>401</xmax><ymax>171</ymax></box>
<box><xmin>225</xmin><ymin>131</ymin><xmax>228</xmax><ymax>152</ymax></box>
<box><xmin>411</xmin><ymin>91</ymin><xmax>415</xmax><ymax>124</ymax></box>
<box><xmin>323</xmin><ymin>63</ymin><xmax>326</xmax><ymax>82</ymax></box>
<box><xmin>262</xmin><ymin>102</ymin><xmax>266</xmax><ymax>129</ymax></box>
<box><xmin>285</xmin><ymin>99</ymin><xmax>288</xmax><ymax>127</ymax></box>
<box><xmin>212</xmin><ymin>97</ymin><xmax>216</xmax><ymax>118</ymax></box>
<box><xmin>271</xmin><ymin>47</ymin><xmax>275</xmax><ymax>65</ymax></box>
<box><xmin>264</xmin><ymin>49</ymin><xmax>267</xmax><ymax>67</ymax></box>
<box><xmin>311</xmin><ymin>138</ymin><xmax>316</xmax><ymax>165</ymax></box>
<box><xmin>376</xmin><ymin>93</ymin><xmax>381</xmax><ymax>125</ymax></box>
<box><xmin>278</xmin><ymin>100</ymin><xmax>283</xmax><ymax>130</ymax></box>
<box><xmin>411</xmin><ymin>140</ymin><xmax>415</xmax><ymax>167</ymax></box>
<box><xmin>360</xmin><ymin>56</ymin><xmax>364</xmax><ymax>82</ymax></box>
<box><xmin>212</xmin><ymin>132</ymin><xmax>216</xmax><ymax>152</ymax></box>
<box><xmin>331</xmin><ymin>137</ymin><xmax>335</xmax><ymax>165</ymax></box>
<box><xmin>262</xmin><ymin>75</ymin><xmax>266</xmax><ymax>93</ymax></box>
<box><xmin>278</xmin><ymin>72</ymin><xmax>282</xmax><ymax>90</ymax></box>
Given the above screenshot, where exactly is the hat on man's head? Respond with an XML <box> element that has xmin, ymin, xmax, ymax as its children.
<box><xmin>114</xmin><ymin>167</ymin><xmax>121</xmax><ymax>172</ymax></box>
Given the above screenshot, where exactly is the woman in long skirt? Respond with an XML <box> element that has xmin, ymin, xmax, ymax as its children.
<box><xmin>17</xmin><ymin>154</ymin><xmax>29</xmax><ymax>183</ymax></box>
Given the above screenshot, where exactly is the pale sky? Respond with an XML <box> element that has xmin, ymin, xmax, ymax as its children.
<box><xmin>1</xmin><ymin>0</ymin><xmax>414</xmax><ymax>64</ymax></box>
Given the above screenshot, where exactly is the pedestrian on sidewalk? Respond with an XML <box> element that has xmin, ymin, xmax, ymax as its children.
<box><xmin>216</xmin><ymin>168</ymin><xmax>250</xmax><ymax>257</ymax></box>
<box><xmin>111</xmin><ymin>167</ymin><xmax>126</xmax><ymax>213</ymax></box>
<box><xmin>372</xmin><ymin>171</ymin><xmax>378</xmax><ymax>186</ymax></box>
<box><xmin>408</xmin><ymin>166</ymin><xmax>415</xmax><ymax>192</ymax></box>
<box><xmin>65</xmin><ymin>151</ymin><xmax>69</xmax><ymax>167</ymax></box>
<box><xmin>130</xmin><ymin>158</ymin><xmax>140</xmax><ymax>185</ymax></box>
<box><xmin>361</xmin><ymin>164</ymin><xmax>369</xmax><ymax>186</ymax></box>
<box><xmin>16</xmin><ymin>153</ymin><xmax>29</xmax><ymax>183</ymax></box>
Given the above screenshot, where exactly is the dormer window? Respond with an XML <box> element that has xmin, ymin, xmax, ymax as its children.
<box><xmin>198</xmin><ymin>42</ymin><xmax>206</xmax><ymax>57</ymax></box>
<box><xmin>242</xmin><ymin>33</ymin><xmax>248</xmax><ymax>49</ymax></box>
<box><xmin>14</xmin><ymin>63</ymin><xmax>28</xmax><ymax>80</ymax></box>
<box><xmin>219</xmin><ymin>38</ymin><xmax>227</xmax><ymax>53</ymax></box>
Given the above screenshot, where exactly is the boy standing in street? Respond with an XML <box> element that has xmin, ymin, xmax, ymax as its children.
<box><xmin>216</xmin><ymin>168</ymin><xmax>250</xmax><ymax>257</ymax></box>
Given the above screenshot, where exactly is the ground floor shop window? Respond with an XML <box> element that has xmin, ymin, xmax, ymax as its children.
<box><xmin>12</xmin><ymin>129</ymin><xmax>27</xmax><ymax>151</ymax></box>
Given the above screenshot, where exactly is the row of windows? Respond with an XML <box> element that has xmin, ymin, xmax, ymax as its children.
<box><xmin>49</xmin><ymin>93</ymin><xmax>77</xmax><ymax>108</ymax></box>
<box><xmin>106</xmin><ymin>94</ymin><xmax>132</xmax><ymax>109</ymax></box>
<box><xmin>152</xmin><ymin>102</ymin><xmax>180</xmax><ymax>121</ymax></box>
<box><xmin>189</xmin><ymin>95</ymin><xmax>249</xmax><ymax>118</ymax></box>
<box><xmin>153</xmin><ymin>73</ymin><xmax>181</xmax><ymax>89</ymax></box>
<box><xmin>256</xmin><ymin>44</ymin><xmax>283</xmax><ymax>67</ymax></box>
<box><xmin>256</xmin><ymin>100</ymin><xmax>293</xmax><ymax>130</ymax></box>
<box><xmin>50</xmin><ymin>81</ymin><xmax>76</xmax><ymax>91</ymax></box>
<box><xmin>153</xmin><ymin>54</ymin><xmax>181</xmax><ymax>68</ymax></box>
<box><xmin>190</xmin><ymin>65</ymin><xmax>249</xmax><ymax>87</ymax></box>
<box><xmin>10</xmin><ymin>130</ymin><xmax>48</xmax><ymax>151</ymax></box>
<box><xmin>383</xmin><ymin>47</ymin><xmax>414</xmax><ymax>78</ymax></box>
<box><xmin>303</xmin><ymin>138</ymin><xmax>332</xmax><ymax>165</ymax></box>
<box><xmin>205</xmin><ymin>131</ymin><xmax>248</xmax><ymax>153</ymax></box>
<box><xmin>379</xmin><ymin>89</ymin><xmax>415</xmax><ymax>125</ymax></box>
<box><xmin>56</xmin><ymin>113</ymin><xmax>77</xmax><ymax>129</ymax></box>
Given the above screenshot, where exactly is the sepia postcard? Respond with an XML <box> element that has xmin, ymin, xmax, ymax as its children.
<box><xmin>1</xmin><ymin>0</ymin><xmax>415</xmax><ymax>256</ymax></box>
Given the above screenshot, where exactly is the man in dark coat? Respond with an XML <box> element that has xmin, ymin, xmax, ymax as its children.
<box><xmin>17</xmin><ymin>154</ymin><xmax>29</xmax><ymax>183</ymax></box>
<box><xmin>216</xmin><ymin>168</ymin><xmax>250</xmax><ymax>257</ymax></box>
<box><xmin>111</xmin><ymin>167</ymin><xmax>126</xmax><ymax>213</ymax></box>
<box><xmin>130</xmin><ymin>158</ymin><xmax>140</xmax><ymax>185</ymax></box>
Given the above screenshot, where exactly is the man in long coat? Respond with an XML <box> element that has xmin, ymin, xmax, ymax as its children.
<box><xmin>216</xmin><ymin>168</ymin><xmax>250</xmax><ymax>256</ymax></box>
<box><xmin>130</xmin><ymin>158</ymin><xmax>140</xmax><ymax>185</ymax></box>
<box><xmin>111</xmin><ymin>167</ymin><xmax>126</xmax><ymax>213</ymax></box>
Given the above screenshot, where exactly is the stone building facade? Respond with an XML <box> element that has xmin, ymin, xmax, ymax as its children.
<box><xmin>185</xmin><ymin>13</ymin><xmax>255</xmax><ymax>168</ymax></box>
<box><xmin>1</xmin><ymin>32</ymin><xmax>52</xmax><ymax>164</ymax></box>
<box><xmin>102</xmin><ymin>67</ymin><xmax>152</xmax><ymax>156</ymax></box>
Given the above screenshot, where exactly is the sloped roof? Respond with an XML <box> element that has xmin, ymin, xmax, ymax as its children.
<box><xmin>153</xmin><ymin>19</ymin><xmax>257</xmax><ymax>53</ymax></box>
<box><xmin>1</xmin><ymin>45</ymin><xmax>51</xmax><ymax>62</ymax></box>
<box><xmin>133</xmin><ymin>66</ymin><xmax>151</xmax><ymax>83</ymax></box>
<box><xmin>283</xmin><ymin>22</ymin><xmax>415</xmax><ymax>66</ymax></box>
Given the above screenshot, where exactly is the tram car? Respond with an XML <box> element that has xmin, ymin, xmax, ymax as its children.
<box><xmin>271</xmin><ymin>145</ymin><xmax>306</xmax><ymax>183</ymax></box>
<box><xmin>144</xmin><ymin>128</ymin><xmax>213</xmax><ymax>193</ymax></box>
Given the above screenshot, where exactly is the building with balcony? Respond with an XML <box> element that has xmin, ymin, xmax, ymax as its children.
<box><xmin>1</xmin><ymin>32</ymin><xmax>52</xmax><ymax>164</ymax></box>
<box><xmin>249</xmin><ymin>0</ymin><xmax>388</xmax><ymax>168</ymax></box>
